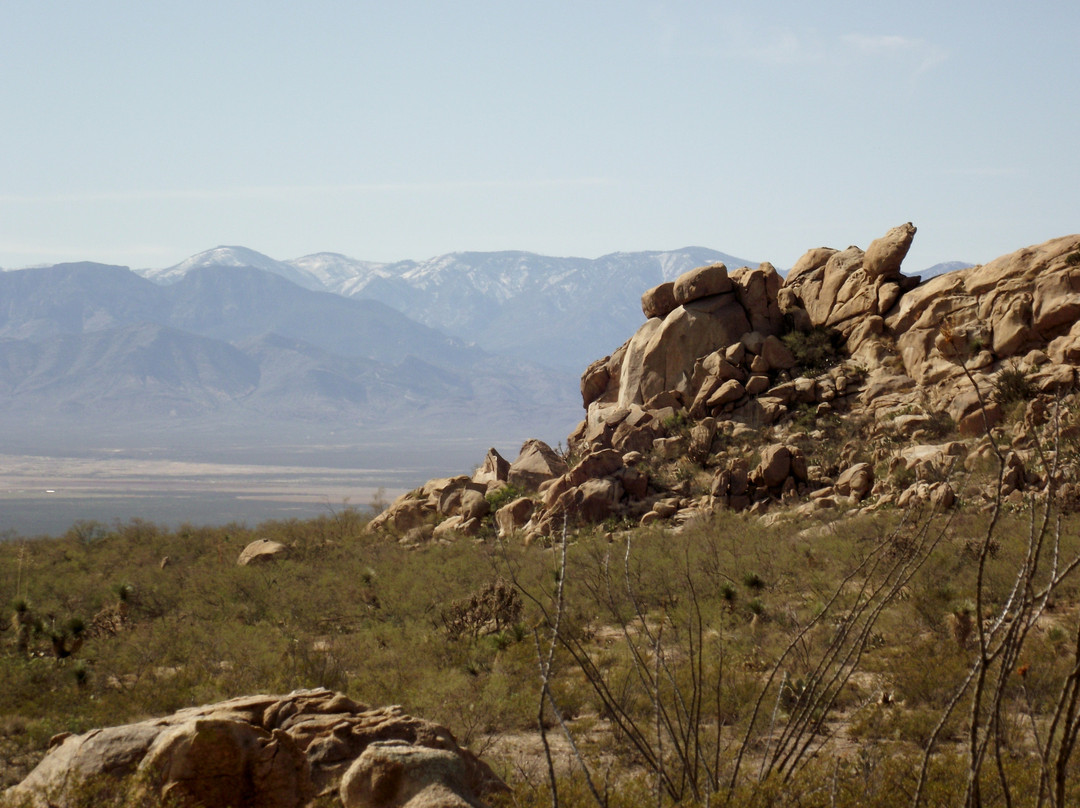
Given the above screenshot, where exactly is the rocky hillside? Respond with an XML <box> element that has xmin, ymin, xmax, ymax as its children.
<box><xmin>368</xmin><ymin>224</ymin><xmax>1080</xmax><ymax>543</ymax></box>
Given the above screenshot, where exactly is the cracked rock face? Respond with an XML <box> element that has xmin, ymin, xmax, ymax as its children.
<box><xmin>6</xmin><ymin>689</ymin><xmax>506</xmax><ymax>808</ymax></box>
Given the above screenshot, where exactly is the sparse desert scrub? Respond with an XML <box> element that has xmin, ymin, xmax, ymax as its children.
<box><xmin>5</xmin><ymin>438</ymin><xmax>1080</xmax><ymax>807</ymax></box>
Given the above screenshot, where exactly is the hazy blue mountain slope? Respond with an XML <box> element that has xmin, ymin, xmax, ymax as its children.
<box><xmin>163</xmin><ymin>266</ymin><xmax>478</xmax><ymax>367</ymax></box>
<box><xmin>234</xmin><ymin>333</ymin><xmax>473</xmax><ymax>420</ymax></box>
<box><xmin>0</xmin><ymin>323</ymin><xmax>260</xmax><ymax>415</ymax></box>
<box><xmin>0</xmin><ymin>261</ymin><xmax>580</xmax><ymax>437</ymax></box>
<box><xmin>915</xmin><ymin>261</ymin><xmax>975</xmax><ymax>279</ymax></box>
<box><xmin>0</xmin><ymin>263</ymin><xmax>166</xmax><ymax>340</ymax></box>
<box><xmin>288</xmin><ymin>247</ymin><xmax>753</xmax><ymax>370</ymax></box>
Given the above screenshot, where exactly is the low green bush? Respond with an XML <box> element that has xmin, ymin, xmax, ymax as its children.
<box><xmin>782</xmin><ymin>325</ymin><xmax>846</xmax><ymax>375</ymax></box>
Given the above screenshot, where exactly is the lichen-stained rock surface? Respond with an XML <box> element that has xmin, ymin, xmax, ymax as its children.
<box><xmin>5</xmin><ymin>688</ymin><xmax>507</xmax><ymax>808</ymax></box>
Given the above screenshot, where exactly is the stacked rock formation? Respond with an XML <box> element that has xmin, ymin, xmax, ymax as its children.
<box><xmin>366</xmin><ymin>225</ymin><xmax>1080</xmax><ymax>541</ymax></box>
<box><xmin>6</xmin><ymin>688</ymin><xmax>506</xmax><ymax>808</ymax></box>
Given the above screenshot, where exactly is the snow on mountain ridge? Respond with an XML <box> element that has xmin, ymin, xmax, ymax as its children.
<box><xmin>138</xmin><ymin>244</ymin><xmax>760</xmax><ymax>370</ymax></box>
<box><xmin>140</xmin><ymin>246</ymin><xmax>325</xmax><ymax>291</ymax></box>
<box><xmin>289</xmin><ymin>252</ymin><xmax>405</xmax><ymax>288</ymax></box>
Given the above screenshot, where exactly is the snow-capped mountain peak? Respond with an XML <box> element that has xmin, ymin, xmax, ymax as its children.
<box><xmin>138</xmin><ymin>246</ymin><xmax>326</xmax><ymax>290</ymax></box>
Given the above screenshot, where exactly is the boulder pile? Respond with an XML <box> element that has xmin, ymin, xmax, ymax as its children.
<box><xmin>367</xmin><ymin>226</ymin><xmax>1080</xmax><ymax>542</ymax></box>
<box><xmin>6</xmin><ymin>688</ymin><xmax>506</xmax><ymax>808</ymax></box>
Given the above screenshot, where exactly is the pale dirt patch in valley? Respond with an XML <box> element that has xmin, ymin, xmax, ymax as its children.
<box><xmin>0</xmin><ymin>453</ymin><xmax>409</xmax><ymax>536</ymax></box>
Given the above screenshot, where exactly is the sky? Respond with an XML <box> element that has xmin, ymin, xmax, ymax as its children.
<box><xmin>1</xmin><ymin>1</ymin><xmax>1077</xmax><ymax>273</ymax></box>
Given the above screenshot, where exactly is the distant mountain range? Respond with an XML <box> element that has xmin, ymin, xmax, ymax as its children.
<box><xmin>135</xmin><ymin>246</ymin><xmax>974</xmax><ymax>371</ymax></box>
<box><xmin>0</xmin><ymin>245</ymin><xmax>973</xmax><ymax>453</ymax></box>
<box><xmin>137</xmin><ymin>245</ymin><xmax>753</xmax><ymax>371</ymax></box>
<box><xmin>0</xmin><ymin>262</ymin><xmax>578</xmax><ymax>443</ymax></box>
<box><xmin>916</xmin><ymin>261</ymin><xmax>975</xmax><ymax>279</ymax></box>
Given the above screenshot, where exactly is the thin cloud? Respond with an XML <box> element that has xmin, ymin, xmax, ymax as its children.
<box><xmin>746</xmin><ymin>30</ymin><xmax>823</xmax><ymax>65</ymax></box>
<box><xmin>720</xmin><ymin>24</ymin><xmax>947</xmax><ymax>74</ymax></box>
<box><xmin>944</xmin><ymin>167</ymin><xmax>1027</xmax><ymax>178</ymax></box>
<box><xmin>843</xmin><ymin>33</ymin><xmax>921</xmax><ymax>53</ymax></box>
<box><xmin>0</xmin><ymin>177</ymin><xmax>612</xmax><ymax>205</ymax></box>
<box><xmin>842</xmin><ymin>33</ymin><xmax>948</xmax><ymax>74</ymax></box>
<box><xmin>723</xmin><ymin>25</ymin><xmax>828</xmax><ymax>65</ymax></box>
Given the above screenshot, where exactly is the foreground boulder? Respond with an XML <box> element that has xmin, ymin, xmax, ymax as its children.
<box><xmin>6</xmin><ymin>688</ymin><xmax>506</xmax><ymax>808</ymax></box>
<box><xmin>238</xmin><ymin>538</ymin><xmax>290</xmax><ymax>566</ymax></box>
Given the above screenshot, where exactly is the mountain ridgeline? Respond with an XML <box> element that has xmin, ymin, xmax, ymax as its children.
<box><xmin>0</xmin><ymin>244</ymin><xmax>972</xmax><ymax>450</ymax></box>
<box><xmin>139</xmin><ymin>246</ymin><xmax>754</xmax><ymax>371</ymax></box>
<box><xmin>0</xmin><ymin>247</ymin><xmax>754</xmax><ymax>448</ymax></box>
<box><xmin>0</xmin><ymin>261</ymin><xmax>561</xmax><ymax>439</ymax></box>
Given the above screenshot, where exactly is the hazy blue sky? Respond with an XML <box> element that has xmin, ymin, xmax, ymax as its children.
<box><xmin>2</xmin><ymin>1</ymin><xmax>1077</xmax><ymax>272</ymax></box>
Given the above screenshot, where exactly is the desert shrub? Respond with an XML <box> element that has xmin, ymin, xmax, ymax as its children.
<box><xmin>442</xmin><ymin>578</ymin><xmax>523</xmax><ymax>640</ymax></box>
<box><xmin>6</xmin><ymin>458</ymin><xmax>1080</xmax><ymax>807</ymax></box>
<box><xmin>993</xmin><ymin>365</ymin><xmax>1036</xmax><ymax>407</ymax></box>
<box><xmin>660</xmin><ymin>410</ymin><xmax>689</xmax><ymax>434</ymax></box>
<box><xmin>486</xmin><ymin>484</ymin><xmax>525</xmax><ymax>512</ymax></box>
<box><xmin>782</xmin><ymin>325</ymin><xmax>846</xmax><ymax>375</ymax></box>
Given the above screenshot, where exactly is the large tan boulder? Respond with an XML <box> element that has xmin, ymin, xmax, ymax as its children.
<box><xmin>471</xmin><ymin>448</ymin><xmax>509</xmax><ymax>488</ymax></box>
<box><xmin>759</xmin><ymin>335</ymin><xmax>796</xmax><ymax>371</ymax></box>
<box><xmin>785</xmin><ymin>247</ymin><xmax>837</xmax><ymax>287</ymax></box>
<box><xmin>567</xmin><ymin>448</ymin><xmax>624</xmax><ymax>486</ymax></box>
<box><xmin>642</xmin><ymin>281</ymin><xmax>678</xmax><ymax>319</ymax></box>
<box><xmin>616</xmin><ymin>294</ymin><xmax>752</xmax><ymax>407</ymax></box>
<box><xmin>432</xmin><ymin>515</ymin><xmax>466</xmax><ymax>541</ymax></box>
<box><xmin>610</xmin><ymin>416</ymin><xmax>662</xmax><ymax>454</ymax></box>
<box><xmin>6</xmin><ymin>690</ymin><xmax>506</xmax><ymax>808</ymax></box>
<box><xmin>580</xmin><ymin>355</ymin><xmax>613</xmax><ymax>408</ymax></box>
<box><xmin>140</xmin><ymin>718</ymin><xmax>311</xmax><ymax>808</ymax></box>
<box><xmin>610</xmin><ymin>318</ymin><xmax>663</xmax><ymax>409</ymax></box>
<box><xmin>571</xmin><ymin>478</ymin><xmax>624</xmax><ymax>523</ymax></box>
<box><xmin>507</xmin><ymin>439</ymin><xmax>568</xmax><ymax>491</ymax></box>
<box><xmin>835</xmin><ymin>463</ymin><xmax>874</xmax><ymax>501</ymax></box>
<box><xmin>495</xmin><ymin>497</ymin><xmax>535</xmax><ymax>538</ymax></box>
<box><xmin>672</xmin><ymin>263</ymin><xmax>731</xmax><ymax>305</ymax></box>
<box><xmin>754</xmin><ymin>445</ymin><xmax>792</xmax><ymax>489</ymax></box>
<box><xmin>459</xmin><ymin>489</ymin><xmax>491</xmax><ymax>522</ymax></box>
<box><xmin>731</xmin><ymin>263</ymin><xmax>784</xmax><ymax>335</ymax></box>
<box><xmin>707</xmin><ymin>379</ymin><xmax>745</xmax><ymax>409</ymax></box>
<box><xmin>436</xmin><ymin>478</ymin><xmax>486</xmax><ymax>517</ymax></box>
<box><xmin>368</xmin><ymin>496</ymin><xmax>435</xmax><ymax>536</ymax></box>
<box><xmin>863</xmin><ymin>222</ymin><xmax>916</xmax><ymax>279</ymax></box>
<box><xmin>340</xmin><ymin>741</ymin><xmax>479</xmax><ymax>808</ymax></box>
<box><xmin>238</xmin><ymin>539</ymin><xmax>289</xmax><ymax>566</ymax></box>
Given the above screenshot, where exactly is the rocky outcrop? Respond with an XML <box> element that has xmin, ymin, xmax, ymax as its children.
<box><xmin>366</xmin><ymin>226</ymin><xmax>1080</xmax><ymax>541</ymax></box>
<box><xmin>368</xmin><ymin>474</ymin><xmax>495</xmax><ymax>542</ymax></box>
<box><xmin>471</xmin><ymin>448</ymin><xmax>509</xmax><ymax>490</ymax></box>
<box><xmin>6</xmin><ymin>689</ymin><xmax>506</xmax><ymax>808</ymax></box>
<box><xmin>341</xmin><ymin>740</ymin><xmax>489</xmax><ymax>808</ymax></box>
<box><xmin>507</xmin><ymin>439</ymin><xmax>568</xmax><ymax>491</ymax></box>
<box><xmin>782</xmin><ymin>224</ymin><xmax>920</xmax><ymax>359</ymax></box>
<box><xmin>587</xmin><ymin>261</ymin><xmax>790</xmax><ymax>413</ymax></box>
<box><xmin>889</xmin><ymin>235</ymin><xmax>1080</xmax><ymax>401</ymax></box>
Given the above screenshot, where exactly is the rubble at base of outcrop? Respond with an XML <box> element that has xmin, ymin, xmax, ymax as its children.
<box><xmin>5</xmin><ymin>688</ymin><xmax>506</xmax><ymax>808</ymax></box>
<box><xmin>367</xmin><ymin>225</ymin><xmax>1080</xmax><ymax>543</ymax></box>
